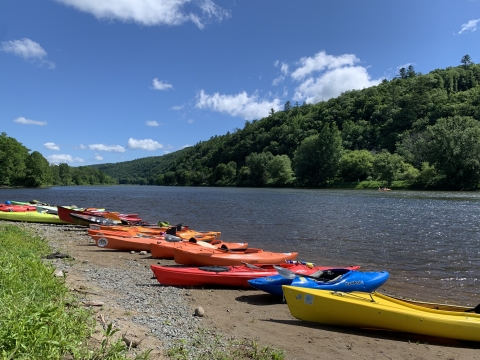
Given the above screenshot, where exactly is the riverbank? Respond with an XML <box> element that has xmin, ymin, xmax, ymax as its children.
<box><xmin>4</xmin><ymin>220</ymin><xmax>479</xmax><ymax>359</ymax></box>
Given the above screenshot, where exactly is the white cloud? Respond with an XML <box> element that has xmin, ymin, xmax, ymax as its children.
<box><xmin>151</xmin><ymin>78</ymin><xmax>173</xmax><ymax>90</ymax></box>
<box><xmin>458</xmin><ymin>18</ymin><xmax>480</xmax><ymax>34</ymax></box>
<box><xmin>293</xmin><ymin>66</ymin><xmax>382</xmax><ymax>104</ymax></box>
<box><xmin>171</xmin><ymin>105</ymin><xmax>184</xmax><ymax>110</ymax></box>
<box><xmin>286</xmin><ymin>51</ymin><xmax>382</xmax><ymax>103</ymax></box>
<box><xmin>88</xmin><ymin>144</ymin><xmax>126</xmax><ymax>152</ymax></box>
<box><xmin>43</xmin><ymin>142</ymin><xmax>60</xmax><ymax>150</ymax></box>
<box><xmin>272</xmin><ymin>76</ymin><xmax>284</xmax><ymax>86</ymax></box>
<box><xmin>94</xmin><ymin>153</ymin><xmax>103</xmax><ymax>161</ymax></box>
<box><xmin>47</xmin><ymin>154</ymin><xmax>84</xmax><ymax>164</ymax></box>
<box><xmin>163</xmin><ymin>150</ymin><xmax>171</xmax><ymax>154</ymax></box>
<box><xmin>0</xmin><ymin>38</ymin><xmax>55</xmax><ymax>69</ymax></box>
<box><xmin>195</xmin><ymin>90</ymin><xmax>282</xmax><ymax>120</ymax></box>
<box><xmin>187</xmin><ymin>119</ymin><xmax>194</xmax><ymax>124</ymax></box>
<box><xmin>54</xmin><ymin>0</ymin><xmax>230</xmax><ymax>29</ymax></box>
<box><xmin>14</xmin><ymin>117</ymin><xmax>47</xmax><ymax>126</ymax></box>
<box><xmin>272</xmin><ymin>61</ymin><xmax>289</xmax><ymax>86</ymax></box>
<box><xmin>127</xmin><ymin>138</ymin><xmax>163</xmax><ymax>151</ymax></box>
<box><xmin>79</xmin><ymin>144</ymin><xmax>86</xmax><ymax>149</ymax></box>
<box><xmin>146</xmin><ymin>120</ymin><xmax>159</xmax><ymax>126</ymax></box>
<box><xmin>291</xmin><ymin>51</ymin><xmax>358</xmax><ymax>80</ymax></box>
<box><xmin>182</xmin><ymin>144</ymin><xmax>192</xmax><ymax>148</ymax></box>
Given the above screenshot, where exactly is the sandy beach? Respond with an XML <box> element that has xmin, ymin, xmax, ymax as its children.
<box><xmin>6</xmin><ymin>221</ymin><xmax>480</xmax><ymax>360</ymax></box>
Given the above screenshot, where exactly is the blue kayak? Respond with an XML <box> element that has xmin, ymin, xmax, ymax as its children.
<box><xmin>248</xmin><ymin>268</ymin><xmax>389</xmax><ymax>296</ymax></box>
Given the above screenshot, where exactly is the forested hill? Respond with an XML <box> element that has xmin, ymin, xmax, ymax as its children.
<box><xmin>90</xmin><ymin>60</ymin><xmax>480</xmax><ymax>190</ymax></box>
<box><xmin>90</xmin><ymin>150</ymin><xmax>187</xmax><ymax>185</ymax></box>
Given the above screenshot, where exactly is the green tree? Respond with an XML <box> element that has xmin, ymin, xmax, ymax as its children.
<box><xmin>293</xmin><ymin>123</ymin><xmax>343</xmax><ymax>186</ymax></box>
<box><xmin>339</xmin><ymin>150</ymin><xmax>374</xmax><ymax>181</ymax></box>
<box><xmin>163</xmin><ymin>171</ymin><xmax>176</xmax><ymax>185</ymax></box>
<box><xmin>0</xmin><ymin>132</ymin><xmax>29</xmax><ymax>186</ymax></box>
<box><xmin>396</xmin><ymin>130</ymin><xmax>431</xmax><ymax>169</ymax></box>
<box><xmin>372</xmin><ymin>150</ymin><xmax>404</xmax><ymax>186</ymax></box>
<box><xmin>58</xmin><ymin>163</ymin><xmax>72</xmax><ymax>186</ymax></box>
<box><xmin>426</xmin><ymin>116</ymin><xmax>480</xmax><ymax>190</ymax></box>
<box><xmin>266</xmin><ymin>155</ymin><xmax>295</xmax><ymax>186</ymax></box>
<box><xmin>406</xmin><ymin>65</ymin><xmax>416</xmax><ymax>78</ymax></box>
<box><xmin>24</xmin><ymin>151</ymin><xmax>52</xmax><ymax>187</ymax></box>
<box><xmin>242</xmin><ymin>152</ymin><xmax>274</xmax><ymax>187</ymax></box>
<box><xmin>49</xmin><ymin>165</ymin><xmax>61</xmax><ymax>185</ymax></box>
<box><xmin>461</xmin><ymin>54</ymin><xmax>473</xmax><ymax>69</ymax></box>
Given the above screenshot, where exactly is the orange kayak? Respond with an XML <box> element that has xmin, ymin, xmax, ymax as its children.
<box><xmin>151</xmin><ymin>239</ymin><xmax>248</xmax><ymax>259</ymax></box>
<box><xmin>90</xmin><ymin>233</ymin><xmax>160</xmax><ymax>251</ymax></box>
<box><xmin>90</xmin><ymin>224</ymin><xmax>221</xmax><ymax>241</ymax></box>
<box><xmin>89</xmin><ymin>233</ymin><xmax>247</xmax><ymax>253</ymax></box>
<box><xmin>173</xmin><ymin>246</ymin><xmax>298</xmax><ymax>266</ymax></box>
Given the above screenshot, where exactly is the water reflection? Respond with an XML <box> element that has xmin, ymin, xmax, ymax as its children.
<box><xmin>1</xmin><ymin>186</ymin><xmax>479</xmax><ymax>305</ymax></box>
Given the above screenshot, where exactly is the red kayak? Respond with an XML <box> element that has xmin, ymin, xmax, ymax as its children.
<box><xmin>58</xmin><ymin>206</ymin><xmax>143</xmax><ymax>225</ymax></box>
<box><xmin>150</xmin><ymin>262</ymin><xmax>361</xmax><ymax>288</ymax></box>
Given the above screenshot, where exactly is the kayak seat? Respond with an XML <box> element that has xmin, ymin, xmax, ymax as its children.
<box><xmin>198</xmin><ymin>266</ymin><xmax>230</xmax><ymax>273</ymax></box>
<box><xmin>327</xmin><ymin>275</ymin><xmax>343</xmax><ymax>283</ymax></box>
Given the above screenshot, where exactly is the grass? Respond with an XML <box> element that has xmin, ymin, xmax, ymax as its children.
<box><xmin>165</xmin><ymin>327</ymin><xmax>285</xmax><ymax>360</ymax></box>
<box><xmin>0</xmin><ymin>224</ymin><xmax>150</xmax><ymax>360</ymax></box>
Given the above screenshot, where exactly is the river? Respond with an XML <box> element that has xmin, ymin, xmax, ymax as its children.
<box><xmin>1</xmin><ymin>186</ymin><xmax>479</xmax><ymax>306</ymax></box>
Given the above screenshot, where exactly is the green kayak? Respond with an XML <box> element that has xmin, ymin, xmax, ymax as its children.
<box><xmin>0</xmin><ymin>211</ymin><xmax>69</xmax><ymax>224</ymax></box>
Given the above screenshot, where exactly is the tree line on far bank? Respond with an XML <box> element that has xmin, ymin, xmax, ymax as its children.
<box><xmin>0</xmin><ymin>132</ymin><xmax>115</xmax><ymax>187</ymax></box>
<box><xmin>115</xmin><ymin>58</ymin><xmax>479</xmax><ymax>191</ymax></box>
<box><xmin>5</xmin><ymin>57</ymin><xmax>480</xmax><ymax>191</ymax></box>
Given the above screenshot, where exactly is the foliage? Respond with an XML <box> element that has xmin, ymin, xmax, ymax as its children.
<box><xmin>425</xmin><ymin>116</ymin><xmax>480</xmax><ymax>190</ymax></box>
<box><xmin>0</xmin><ymin>224</ymin><xmax>91</xmax><ymax>358</ymax></box>
<box><xmin>6</xmin><ymin>62</ymin><xmax>480</xmax><ymax>190</ymax></box>
<box><xmin>0</xmin><ymin>132</ymin><xmax>30</xmax><ymax>186</ymax></box>
<box><xmin>293</xmin><ymin>123</ymin><xmax>343</xmax><ymax>186</ymax></box>
<box><xmin>266</xmin><ymin>154</ymin><xmax>295</xmax><ymax>186</ymax></box>
<box><xmin>0</xmin><ymin>224</ymin><xmax>151</xmax><ymax>359</ymax></box>
<box><xmin>0</xmin><ymin>132</ymin><xmax>114</xmax><ymax>188</ymax></box>
<box><xmin>372</xmin><ymin>150</ymin><xmax>404</xmax><ymax>186</ymax></box>
<box><xmin>339</xmin><ymin>150</ymin><xmax>374</xmax><ymax>181</ymax></box>
<box><xmin>88</xmin><ymin>63</ymin><xmax>480</xmax><ymax>190</ymax></box>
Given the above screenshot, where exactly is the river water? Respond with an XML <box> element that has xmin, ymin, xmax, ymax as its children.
<box><xmin>1</xmin><ymin>186</ymin><xmax>479</xmax><ymax>306</ymax></box>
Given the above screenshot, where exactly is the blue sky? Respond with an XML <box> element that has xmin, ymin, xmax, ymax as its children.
<box><xmin>1</xmin><ymin>0</ymin><xmax>479</xmax><ymax>166</ymax></box>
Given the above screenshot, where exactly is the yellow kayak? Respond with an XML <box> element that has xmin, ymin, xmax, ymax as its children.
<box><xmin>282</xmin><ymin>286</ymin><xmax>480</xmax><ymax>342</ymax></box>
<box><xmin>0</xmin><ymin>211</ymin><xmax>69</xmax><ymax>224</ymax></box>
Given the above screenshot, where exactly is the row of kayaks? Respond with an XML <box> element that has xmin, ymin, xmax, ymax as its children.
<box><xmin>2</xmin><ymin>199</ymin><xmax>480</xmax><ymax>342</ymax></box>
<box><xmin>0</xmin><ymin>201</ymin><xmax>146</xmax><ymax>225</ymax></box>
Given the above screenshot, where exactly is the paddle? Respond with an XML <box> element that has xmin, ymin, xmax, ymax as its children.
<box><xmin>273</xmin><ymin>265</ymin><xmax>325</xmax><ymax>280</ymax></box>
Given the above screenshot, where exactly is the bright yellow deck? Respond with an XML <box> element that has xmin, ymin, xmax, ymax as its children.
<box><xmin>0</xmin><ymin>211</ymin><xmax>69</xmax><ymax>224</ymax></box>
<box><xmin>282</xmin><ymin>286</ymin><xmax>480</xmax><ymax>342</ymax></box>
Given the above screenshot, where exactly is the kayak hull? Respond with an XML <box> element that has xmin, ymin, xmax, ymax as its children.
<box><xmin>69</xmin><ymin>213</ymin><xmax>120</xmax><ymax>226</ymax></box>
<box><xmin>151</xmin><ymin>263</ymin><xmax>359</xmax><ymax>288</ymax></box>
<box><xmin>89</xmin><ymin>234</ymin><xmax>159</xmax><ymax>251</ymax></box>
<box><xmin>249</xmin><ymin>269</ymin><xmax>388</xmax><ymax>296</ymax></box>
<box><xmin>0</xmin><ymin>211</ymin><xmax>69</xmax><ymax>224</ymax></box>
<box><xmin>283</xmin><ymin>286</ymin><xmax>480</xmax><ymax>342</ymax></box>
<box><xmin>173</xmin><ymin>246</ymin><xmax>298</xmax><ymax>266</ymax></box>
<box><xmin>150</xmin><ymin>239</ymin><xmax>248</xmax><ymax>259</ymax></box>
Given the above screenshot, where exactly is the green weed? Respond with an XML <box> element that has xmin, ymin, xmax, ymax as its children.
<box><xmin>0</xmin><ymin>224</ymin><xmax>151</xmax><ymax>360</ymax></box>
